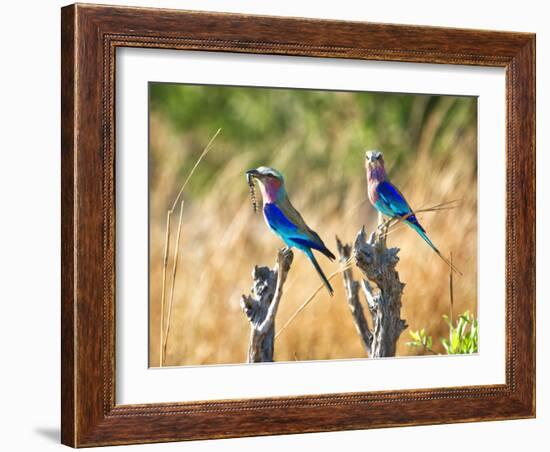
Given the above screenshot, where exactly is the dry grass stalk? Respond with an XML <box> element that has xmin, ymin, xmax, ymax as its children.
<box><xmin>376</xmin><ymin>200</ymin><xmax>462</xmax><ymax>275</ymax></box>
<box><xmin>378</xmin><ymin>199</ymin><xmax>460</xmax><ymax>234</ymax></box>
<box><xmin>170</xmin><ymin>128</ymin><xmax>221</xmax><ymax>211</ymax></box>
<box><xmin>274</xmin><ymin>258</ymin><xmax>354</xmax><ymax>340</ymax></box>
<box><xmin>449</xmin><ymin>252</ymin><xmax>454</xmax><ymax>324</ymax></box>
<box><xmin>157</xmin><ymin>128</ymin><xmax>221</xmax><ymax>367</ymax></box>
<box><xmin>159</xmin><ymin>210</ymin><xmax>172</xmax><ymax>366</ymax></box>
<box><xmin>162</xmin><ymin>200</ymin><xmax>185</xmax><ymax>365</ymax></box>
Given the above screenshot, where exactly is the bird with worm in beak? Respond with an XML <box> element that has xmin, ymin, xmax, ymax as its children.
<box><xmin>246</xmin><ymin>166</ymin><xmax>336</xmax><ymax>295</ymax></box>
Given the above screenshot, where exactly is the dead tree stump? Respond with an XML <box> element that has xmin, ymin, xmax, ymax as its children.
<box><xmin>337</xmin><ymin>227</ymin><xmax>407</xmax><ymax>358</ymax></box>
<box><xmin>240</xmin><ymin>248</ymin><xmax>294</xmax><ymax>363</ymax></box>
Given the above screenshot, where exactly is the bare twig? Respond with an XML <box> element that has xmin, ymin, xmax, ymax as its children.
<box><xmin>161</xmin><ymin>200</ymin><xmax>184</xmax><ymax>366</ymax></box>
<box><xmin>257</xmin><ymin>251</ymin><xmax>291</xmax><ymax>335</ymax></box>
<box><xmin>240</xmin><ymin>248</ymin><xmax>294</xmax><ymax>362</ymax></box>
<box><xmin>336</xmin><ymin>227</ymin><xmax>407</xmax><ymax>358</ymax></box>
<box><xmin>336</xmin><ymin>237</ymin><xmax>373</xmax><ymax>354</ymax></box>
<box><xmin>354</xmin><ymin>227</ymin><xmax>407</xmax><ymax>357</ymax></box>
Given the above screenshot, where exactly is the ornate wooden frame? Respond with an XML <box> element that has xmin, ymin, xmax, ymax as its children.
<box><xmin>61</xmin><ymin>3</ymin><xmax>536</xmax><ymax>447</ymax></box>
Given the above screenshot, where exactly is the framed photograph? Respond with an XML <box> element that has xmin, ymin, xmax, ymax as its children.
<box><xmin>61</xmin><ymin>3</ymin><xmax>535</xmax><ymax>447</ymax></box>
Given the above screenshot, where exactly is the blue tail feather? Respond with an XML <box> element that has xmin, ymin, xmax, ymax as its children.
<box><xmin>305</xmin><ymin>249</ymin><xmax>334</xmax><ymax>296</ymax></box>
<box><xmin>406</xmin><ymin>220</ymin><xmax>462</xmax><ymax>275</ymax></box>
<box><xmin>291</xmin><ymin>237</ymin><xmax>335</xmax><ymax>261</ymax></box>
<box><xmin>407</xmin><ymin>220</ymin><xmax>440</xmax><ymax>254</ymax></box>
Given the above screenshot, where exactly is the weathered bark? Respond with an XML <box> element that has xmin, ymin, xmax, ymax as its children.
<box><xmin>240</xmin><ymin>248</ymin><xmax>294</xmax><ymax>363</ymax></box>
<box><xmin>336</xmin><ymin>238</ymin><xmax>373</xmax><ymax>355</ymax></box>
<box><xmin>337</xmin><ymin>227</ymin><xmax>407</xmax><ymax>358</ymax></box>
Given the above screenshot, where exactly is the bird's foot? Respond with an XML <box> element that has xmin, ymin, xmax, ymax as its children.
<box><xmin>279</xmin><ymin>246</ymin><xmax>293</xmax><ymax>258</ymax></box>
<box><xmin>277</xmin><ymin>247</ymin><xmax>294</xmax><ymax>270</ymax></box>
<box><xmin>374</xmin><ymin>225</ymin><xmax>388</xmax><ymax>248</ymax></box>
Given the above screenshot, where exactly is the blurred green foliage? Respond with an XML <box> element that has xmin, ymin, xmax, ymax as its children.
<box><xmin>149</xmin><ymin>83</ymin><xmax>476</xmax><ymax>199</ymax></box>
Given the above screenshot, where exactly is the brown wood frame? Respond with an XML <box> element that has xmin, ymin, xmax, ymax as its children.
<box><xmin>61</xmin><ymin>3</ymin><xmax>536</xmax><ymax>447</ymax></box>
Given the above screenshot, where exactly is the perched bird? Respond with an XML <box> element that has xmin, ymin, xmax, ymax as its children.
<box><xmin>246</xmin><ymin>166</ymin><xmax>336</xmax><ymax>295</ymax></box>
<box><xmin>364</xmin><ymin>150</ymin><xmax>460</xmax><ymax>274</ymax></box>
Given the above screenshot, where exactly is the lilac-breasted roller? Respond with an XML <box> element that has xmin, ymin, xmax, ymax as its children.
<box><xmin>246</xmin><ymin>166</ymin><xmax>336</xmax><ymax>295</ymax></box>
<box><xmin>365</xmin><ymin>150</ymin><xmax>459</xmax><ymax>273</ymax></box>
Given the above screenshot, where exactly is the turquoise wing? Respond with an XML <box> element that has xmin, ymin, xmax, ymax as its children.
<box><xmin>376</xmin><ymin>180</ymin><xmax>413</xmax><ymax>217</ymax></box>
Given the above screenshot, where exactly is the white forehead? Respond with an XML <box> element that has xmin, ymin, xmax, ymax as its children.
<box><xmin>365</xmin><ymin>150</ymin><xmax>383</xmax><ymax>160</ymax></box>
<box><xmin>257</xmin><ymin>166</ymin><xmax>283</xmax><ymax>178</ymax></box>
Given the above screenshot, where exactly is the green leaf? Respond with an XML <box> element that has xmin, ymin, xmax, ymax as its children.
<box><xmin>441</xmin><ymin>338</ymin><xmax>450</xmax><ymax>354</ymax></box>
<box><xmin>451</xmin><ymin>330</ymin><xmax>460</xmax><ymax>353</ymax></box>
<box><xmin>442</xmin><ymin>314</ymin><xmax>453</xmax><ymax>328</ymax></box>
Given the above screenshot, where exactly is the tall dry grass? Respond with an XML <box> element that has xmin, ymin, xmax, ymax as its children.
<box><xmin>148</xmin><ymin>96</ymin><xmax>477</xmax><ymax>367</ymax></box>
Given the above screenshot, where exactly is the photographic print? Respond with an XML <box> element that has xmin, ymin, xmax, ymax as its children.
<box><xmin>148</xmin><ymin>82</ymin><xmax>478</xmax><ymax>367</ymax></box>
<box><xmin>61</xmin><ymin>6</ymin><xmax>535</xmax><ymax>444</ymax></box>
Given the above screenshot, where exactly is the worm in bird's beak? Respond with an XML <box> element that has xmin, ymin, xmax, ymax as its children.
<box><xmin>245</xmin><ymin>169</ymin><xmax>259</xmax><ymax>213</ymax></box>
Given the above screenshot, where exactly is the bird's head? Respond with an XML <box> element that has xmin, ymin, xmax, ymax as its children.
<box><xmin>245</xmin><ymin>166</ymin><xmax>286</xmax><ymax>204</ymax></box>
<box><xmin>365</xmin><ymin>150</ymin><xmax>386</xmax><ymax>182</ymax></box>
<box><xmin>365</xmin><ymin>150</ymin><xmax>384</xmax><ymax>166</ymax></box>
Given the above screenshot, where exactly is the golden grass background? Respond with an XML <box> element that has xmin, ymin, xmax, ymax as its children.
<box><xmin>148</xmin><ymin>85</ymin><xmax>477</xmax><ymax>366</ymax></box>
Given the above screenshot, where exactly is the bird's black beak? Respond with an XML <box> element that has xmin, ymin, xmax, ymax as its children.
<box><xmin>245</xmin><ymin>169</ymin><xmax>260</xmax><ymax>185</ymax></box>
<box><xmin>245</xmin><ymin>169</ymin><xmax>260</xmax><ymax>183</ymax></box>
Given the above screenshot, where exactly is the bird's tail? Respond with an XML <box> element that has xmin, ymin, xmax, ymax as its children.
<box><xmin>305</xmin><ymin>249</ymin><xmax>334</xmax><ymax>296</ymax></box>
<box><xmin>407</xmin><ymin>222</ymin><xmax>463</xmax><ymax>276</ymax></box>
